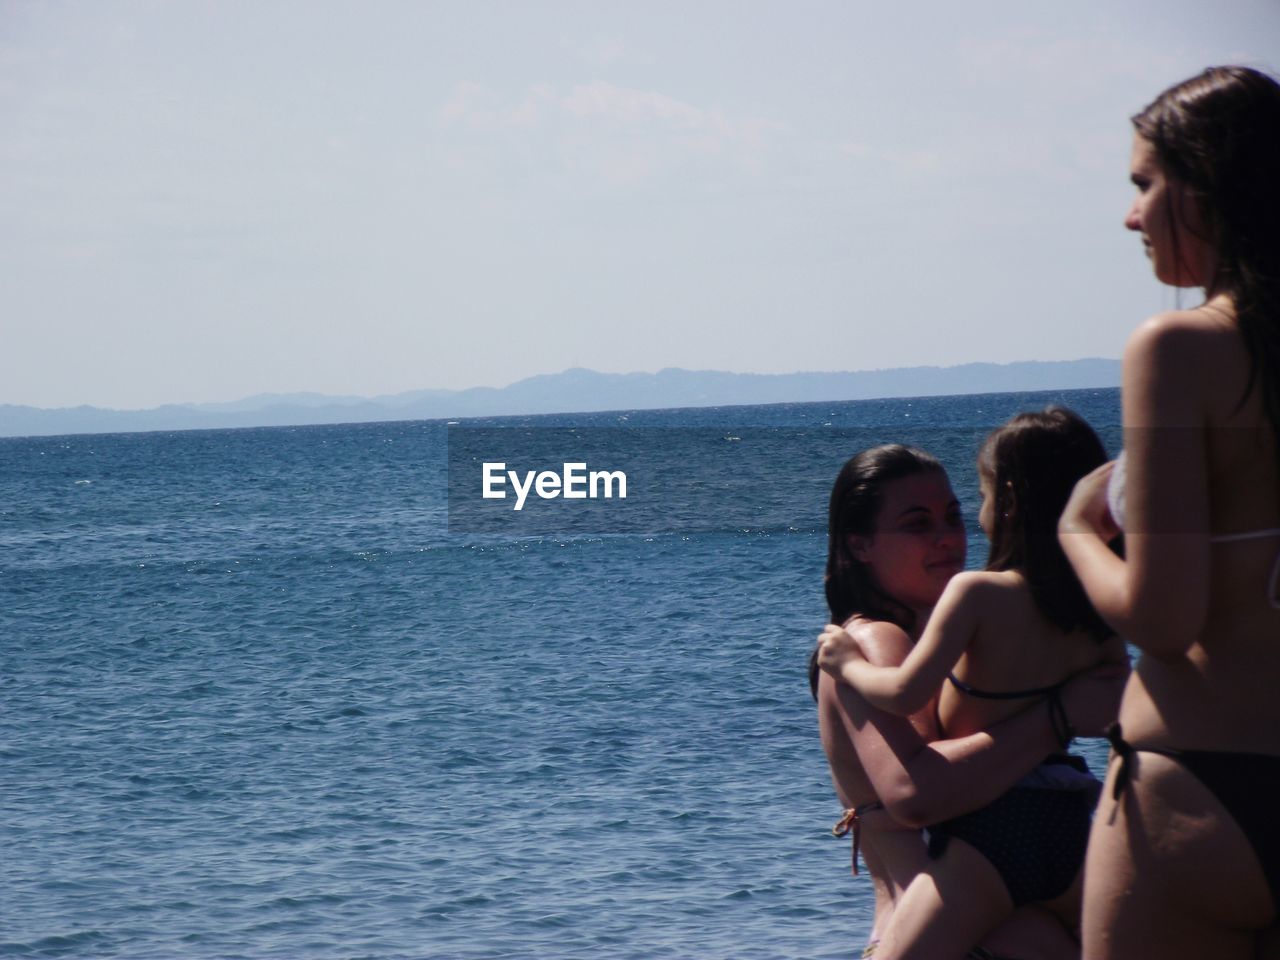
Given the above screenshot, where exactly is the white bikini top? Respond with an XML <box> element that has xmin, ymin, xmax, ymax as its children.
<box><xmin>1108</xmin><ymin>450</ymin><xmax>1280</xmax><ymax>609</ymax></box>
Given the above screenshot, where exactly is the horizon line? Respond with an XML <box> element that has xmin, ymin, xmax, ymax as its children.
<box><xmin>5</xmin><ymin>357</ymin><xmax>1122</xmax><ymax>414</ymax></box>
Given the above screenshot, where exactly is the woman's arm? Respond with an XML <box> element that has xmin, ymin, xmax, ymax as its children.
<box><xmin>823</xmin><ymin>628</ymin><xmax>1126</xmax><ymax>828</ymax></box>
<box><xmin>1060</xmin><ymin>314</ymin><xmax>1211</xmax><ymax>658</ymax></box>
<box><xmin>816</xmin><ymin>574</ymin><xmax>983</xmax><ymax>715</ymax></box>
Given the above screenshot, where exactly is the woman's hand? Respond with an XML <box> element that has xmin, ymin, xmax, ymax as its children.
<box><xmin>816</xmin><ymin>623</ymin><xmax>866</xmax><ymax>679</ymax></box>
<box><xmin>1060</xmin><ymin>460</ymin><xmax>1119</xmax><ymax>540</ymax></box>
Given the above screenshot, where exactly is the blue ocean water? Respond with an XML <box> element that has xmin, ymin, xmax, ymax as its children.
<box><xmin>1</xmin><ymin>389</ymin><xmax>1120</xmax><ymax>959</ymax></box>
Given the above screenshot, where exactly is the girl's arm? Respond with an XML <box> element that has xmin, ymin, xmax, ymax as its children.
<box><xmin>816</xmin><ymin>573</ymin><xmax>982</xmax><ymax>715</ymax></box>
<box><xmin>1060</xmin><ymin>314</ymin><xmax>1211</xmax><ymax>659</ymax></box>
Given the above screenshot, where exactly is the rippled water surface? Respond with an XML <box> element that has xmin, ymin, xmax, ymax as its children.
<box><xmin>1</xmin><ymin>390</ymin><xmax>1120</xmax><ymax>958</ymax></box>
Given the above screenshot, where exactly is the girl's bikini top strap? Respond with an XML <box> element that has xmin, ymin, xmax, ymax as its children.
<box><xmin>946</xmin><ymin>672</ymin><xmax>1065</xmax><ymax>700</ymax></box>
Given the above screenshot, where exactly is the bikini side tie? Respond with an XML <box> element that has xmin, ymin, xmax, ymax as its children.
<box><xmin>1106</xmin><ymin>721</ymin><xmax>1135</xmax><ymax>801</ymax></box>
<box><xmin>833</xmin><ymin>801</ymin><xmax>883</xmax><ymax>876</ymax></box>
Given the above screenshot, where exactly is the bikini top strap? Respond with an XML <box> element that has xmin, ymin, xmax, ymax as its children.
<box><xmin>1206</xmin><ymin>529</ymin><xmax>1280</xmax><ymax>609</ymax></box>
<box><xmin>946</xmin><ymin>672</ymin><xmax>1065</xmax><ymax>701</ymax></box>
<box><xmin>1208</xmin><ymin>527</ymin><xmax>1280</xmax><ymax>543</ymax></box>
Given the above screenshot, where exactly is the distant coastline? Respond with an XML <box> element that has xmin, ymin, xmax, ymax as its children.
<box><xmin>0</xmin><ymin>360</ymin><xmax>1120</xmax><ymax>438</ymax></box>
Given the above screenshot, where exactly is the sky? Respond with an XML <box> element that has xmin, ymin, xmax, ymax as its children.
<box><xmin>2</xmin><ymin>0</ymin><xmax>1278</xmax><ymax>409</ymax></box>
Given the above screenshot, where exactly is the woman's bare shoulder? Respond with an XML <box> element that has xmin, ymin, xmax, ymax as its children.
<box><xmin>1126</xmin><ymin>302</ymin><xmax>1247</xmax><ymax>421</ymax></box>
<box><xmin>843</xmin><ymin>617</ymin><xmax>915</xmax><ymax>667</ymax></box>
<box><xmin>1126</xmin><ymin>303</ymin><xmax>1238</xmax><ymax>363</ymax></box>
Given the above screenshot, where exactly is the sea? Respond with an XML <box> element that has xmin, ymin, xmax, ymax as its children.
<box><xmin>1</xmin><ymin>387</ymin><xmax>1122</xmax><ymax>960</ymax></box>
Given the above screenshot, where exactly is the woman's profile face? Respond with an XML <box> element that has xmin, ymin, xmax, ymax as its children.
<box><xmin>1125</xmin><ymin>133</ymin><xmax>1213</xmax><ymax>288</ymax></box>
<box><xmin>851</xmin><ymin>471</ymin><xmax>966</xmax><ymax>612</ymax></box>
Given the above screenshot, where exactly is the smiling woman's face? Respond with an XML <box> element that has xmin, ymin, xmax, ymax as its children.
<box><xmin>849</xmin><ymin>470</ymin><xmax>966</xmax><ymax>614</ymax></box>
<box><xmin>1125</xmin><ymin>134</ymin><xmax>1214</xmax><ymax>288</ymax></box>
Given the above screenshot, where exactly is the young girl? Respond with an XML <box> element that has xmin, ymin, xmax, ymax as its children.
<box><xmin>1059</xmin><ymin>66</ymin><xmax>1280</xmax><ymax>959</ymax></box>
<box><xmin>818</xmin><ymin>409</ymin><xmax>1127</xmax><ymax>959</ymax></box>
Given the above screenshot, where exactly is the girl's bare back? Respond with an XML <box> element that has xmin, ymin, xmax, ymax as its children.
<box><xmin>939</xmin><ymin>570</ymin><xmax>1126</xmax><ymax>739</ymax></box>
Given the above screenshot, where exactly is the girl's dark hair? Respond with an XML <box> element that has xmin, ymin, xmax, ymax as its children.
<box><xmin>979</xmin><ymin>407</ymin><xmax>1110</xmax><ymax>641</ymax></box>
<box><xmin>1132</xmin><ymin>66</ymin><xmax>1280</xmax><ymax>438</ymax></box>
<box><xmin>810</xmin><ymin>444</ymin><xmax>945</xmax><ymax>698</ymax></box>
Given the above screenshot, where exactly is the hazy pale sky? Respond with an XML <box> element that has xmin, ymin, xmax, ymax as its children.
<box><xmin>3</xmin><ymin>0</ymin><xmax>1277</xmax><ymax>409</ymax></box>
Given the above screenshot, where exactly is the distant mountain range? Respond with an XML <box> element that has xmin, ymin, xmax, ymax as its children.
<box><xmin>0</xmin><ymin>360</ymin><xmax>1121</xmax><ymax>438</ymax></box>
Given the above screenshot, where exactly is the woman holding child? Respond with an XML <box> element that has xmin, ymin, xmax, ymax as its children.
<box><xmin>812</xmin><ymin>435</ymin><xmax>1124</xmax><ymax>959</ymax></box>
<box><xmin>816</xmin><ymin>407</ymin><xmax>1125</xmax><ymax>958</ymax></box>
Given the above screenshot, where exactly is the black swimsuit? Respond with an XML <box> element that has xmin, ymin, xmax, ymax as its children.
<box><xmin>1106</xmin><ymin>722</ymin><xmax>1280</xmax><ymax>915</ymax></box>
<box><xmin>924</xmin><ymin>675</ymin><xmax>1098</xmax><ymax>907</ymax></box>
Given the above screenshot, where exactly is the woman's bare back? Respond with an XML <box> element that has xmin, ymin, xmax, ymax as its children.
<box><xmin>1120</xmin><ymin>302</ymin><xmax>1280</xmax><ymax>752</ymax></box>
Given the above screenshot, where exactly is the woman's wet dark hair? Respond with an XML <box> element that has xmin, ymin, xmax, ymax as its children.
<box><xmin>979</xmin><ymin>407</ymin><xmax>1111</xmax><ymax>641</ymax></box>
<box><xmin>809</xmin><ymin>444</ymin><xmax>945</xmax><ymax>698</ymax></box>
<box><xmin>1132</xmin><ymin>66</ymin><xmax>1280</xmax><ymax>437</ymax></box>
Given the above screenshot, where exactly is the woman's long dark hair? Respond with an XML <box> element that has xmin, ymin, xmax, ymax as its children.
<box><xmin>980</xmin><ymin>408</ymin><xmax>1111</xmax><ymax>641</ymax></box>
<box><xmin>1133</xmin><ymin>66</ymin><xmax>1280</xmax><ymax>439</ymax></box>
<box><xmin>810</xmin><ymin>444</ymin><xmax>945</xmax><ymax>698</ymax></box>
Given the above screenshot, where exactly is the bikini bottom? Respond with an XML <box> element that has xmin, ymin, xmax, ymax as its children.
<box><xmin>1106</xmin><ymin>722</ymin><xmax>1280</xmax><ymax>915</ymax></box>
<box><xmin>833</xmin><ymin>800</ymin><xmax>883</xmax><ymax>876</ymax></box>
<box><xmin>925</xmin><ymin>755</ymin><xmax>1097</xmax><ymax>907</ymax></box>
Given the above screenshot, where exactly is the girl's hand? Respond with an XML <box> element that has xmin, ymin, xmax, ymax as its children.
<box><xmin>816</xmin><ymin>623</ymin><xmax>866</xmax><ymax>677</ymax></box>
<box><xmin>1060</xmin><ymin>460</ymin><xmax>1119</xmax><ymax>540</ymax></box>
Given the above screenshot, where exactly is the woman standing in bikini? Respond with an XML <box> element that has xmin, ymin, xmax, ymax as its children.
<box><xmin>1059</xmin><ymin>66</ymin><xmax>1280</xmax><ymax>958</ymax></box>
